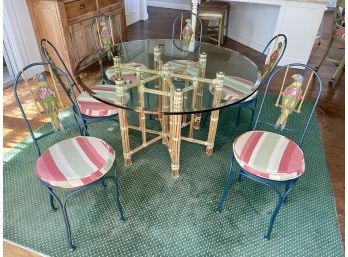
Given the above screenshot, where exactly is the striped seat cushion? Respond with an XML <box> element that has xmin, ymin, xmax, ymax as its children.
<box><xmin>36</xmin><ymin>136</ymin><xmax>115</xmax><ymax>188</ymax></box>
<box><xmin>334</xmin><ymin>27</ymin><xmax>345</xmax><ymax>39</ymax></box>
<box><xmin>209</xmin><ymin>76</ymin><xmax>258</xmax><ymax>102</ymax></box>
<box><xmin>77</xmin><ymin>85</ymin><xmax>118</xmax><ymax>117</ymax></box>
<box><xmin>233</xmin><ymin>131</ymin><xmax>305</xmax><ymax>181</ymax></box>
<box><xmin>105</xmin><ymin>62</ymin><xmax>147</xmax><ymax>83</ymax></box>
<box><xmin>165</xmin><ymin>60</ymin><xmax>200</xmax><ymax>78</ymax></box>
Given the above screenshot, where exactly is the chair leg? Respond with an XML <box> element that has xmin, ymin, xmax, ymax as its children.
<box><xmin>236</xmin><ymin>107</ymin><xmax>242</xmax><ymax>127</ymax></box>
<box><xmin>264</xmin><ymin>180</ymin><xmax>297</xmax><ymax>239</ymax></box>
<box><xmin>43</xmin><ymin>185</ymin><xmax>75</xmax><ymax>251</ymax></box>
<box><xmin>330</xmin><ymin>57</ymin><xmax>345</xmax><ymax>82</ymax></box>
<box><xmin>108</xmin><ymin>176</ymin><xmax>125</xmax><ymax>223</ymax></box>
<box><xmin>218</xmin><ymin>19</ymin><xmax>223</xmax><ymax>47</ymax></box>
<box><xmin>249</xmin><ymin>99</ymin><xmax>257</xmax><ymax>130</ymax></box>
<box><xmin>315</xmin><ymin>36</ymin><xmax>334</xmax><ymax>70</ymax></box>
<box><xmin>216</xmin><ymin>154</ymin><xmax>235</xmax><ymax>214</ymax></box>
<box><xmin>48</xmin><ymin>187</ymin><xmax>58</xmax><ymax>211</ymax></box>
<box><xmin>62</xmin><ymin>200</ymin><xmax>76</xmax><ymax>252</ymax></box>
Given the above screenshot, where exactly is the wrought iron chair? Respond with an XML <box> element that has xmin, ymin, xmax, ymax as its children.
<box><xmin>206</xmin><ymin>34</ymin><xmax>287</xmax><ymax>129</ymax></box>
<box><xmin>41</xmin><ymin>39</ymin><xmax>119</xmax><ymax>133</ymax></box>
<box><xmin>216</xmin><ymin>63</ymin><xmax>322</xmax><ymax>239</ymax></box>
<box><xmin>197</xmin><ymin>0</ymin><xmax>230</xmax><ymax>46</ymax></box>
<box><xmin>14</xmin><ymin>62</ymin><xmax>125</xmax><ymax>251</ymax></box>
<box><xmin>315</xmin><ymin>0</ymin><xmax>345</xmax><ymax>83</ymax></box>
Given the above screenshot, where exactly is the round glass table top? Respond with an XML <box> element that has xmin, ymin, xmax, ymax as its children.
<box><xmin>75</xmin><ymin>39</ymin><xmax>261</xmax><ymax>114</ymax></box>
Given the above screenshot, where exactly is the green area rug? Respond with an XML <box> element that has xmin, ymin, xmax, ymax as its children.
<box><xmin>4</xmin><ymin>97</ymin><xmax>343</xmax><ymax>257</ymax></box>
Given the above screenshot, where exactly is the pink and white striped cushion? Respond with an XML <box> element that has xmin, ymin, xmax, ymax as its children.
<box><xmin>334</xmin><ymin>27</ymin><xmax>345</xmax><ymax>39</ymax></box>
<box><xmin>233</xmin><ymin>131</ymin><xmax>305</xmax><ymax>181</ymax></box>
<box><xmin>77</xmin><ymin>85</ymin><xmax>117</xmax><ymax>117</ymax></box>
<box><xmin>35</xmin><ymin>136</ymin><xmax>115</xmax><ymax>189</ymax></box>
<box><xmin>209</xmin><ymin>76</ymin><xmax>258</xmax><ymax>103</ymax></box>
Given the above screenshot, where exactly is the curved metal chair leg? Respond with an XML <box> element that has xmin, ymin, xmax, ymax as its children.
<box><xmin>264</xmin><ymin>180</ymin><xmax>297</xmax><ymax>239</ymax></box>
<box><xmin>264</xmin><ymin>195</ymin><xmax>283</xmax><ymax>240</ymax></box>
<box><xmin>62</xmin><ymin>200</ymin><xmax>76</xmax><ymax>252</ymax></box>
<box><xmin>237</xmin><ymin>172</ymin><xmax>242</xmax><ymax>183</ymax></box>
<box><xmin>107</xmin><ymin>176</ymin><xmax>125</xmax><ymax>222</ymax></box>
<box><xmin>100</xmin><ymin>180</ymin><xmax>108</xmax><ymax>189</ymax></box>
<box><xmin>43</xmin><ymin>185</ymin><xmax>75</xmax><ymax>251</ymax></box>
<box><xmin>248</xmin><ymin>99</ymin><xmax>257</xmax><ymax>130</ymax></box>
<box><xmin>216</xmin><ymin>154</ymin><xmax>235</xmax><ymax>214</ymax></box>
<box><xmin>48</xmin><ymin>187</ymin><xmax>58</xmax><ymax>211</ymax></box>
<box><xmin>235</xmin><ymin>107</ymin><xmax>242</xmax><ymax>127</ymax></box>
<box><xmin>315</xmin><ymin>36</ymin><xmax>334</xmax><ymax>71</ymax></box>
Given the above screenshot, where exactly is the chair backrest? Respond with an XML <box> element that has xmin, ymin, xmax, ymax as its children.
<box><xmin>333</xmin><ymin>0</ymin><xmax>345</xmax><ymax>39</ymax></box>
<box><xmin>171</xmin><ymin>11</ymin><xmax>203</xmax><ymax>44</ymax></box>
<box><xmin>253</xmin><ymin>63</ymin><xmax>322</xmax><ymax>147</ymax></box>
<box><xmin>14</xmin><ymin>62</ymin><xmax>85</xmax><ymax>157</ymax></box>
<box><xmin>257</xmin><ymin>34</ymin><xmax>287</xmax><ymax>82</ymax></box>
<box><xmin>90</xmin><ymin>13</ymin><xmax>123</xmax><ymax>59</ymax></box>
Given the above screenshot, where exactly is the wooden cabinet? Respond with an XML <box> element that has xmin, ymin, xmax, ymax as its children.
<box><xmin>27</xmin><ymin>0</ymin><xmax>127</xmax><ymax>74</ymax></box>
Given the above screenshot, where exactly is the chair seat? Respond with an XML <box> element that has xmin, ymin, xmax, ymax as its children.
<box><xmin>77</xmin><ymin>85</ymin><xmax>118</xmax><ymax>117</ymax></box>
<box><xmin>105</xmin><ymin>62</ymin><xmax>147</xmax><ymax>83</ymax></box>
<box><xmin>209</xmin><ymin>76</ymin><xmax>258</xmax><ymax>102</ymax></box>
<box><xmin>334</xmin><ymin>27</ymin><xmax>345</xmax><ymax>39</ymax></box>
<box><xmin>199</xmin><ymin>10</ymin><xmax>224</xmax><ymax>19</ymax></box>
<box><xmin>165</xmin><ymin>60</ymin><xmax>200</xmax><ymax>77</ymax></box>
<box><xmin>36</xmin><ymin>136</ymin><xmax>115</xmax><ymax>189</ymax></box>
<box><xmin>233</xmin><ymin>131</ymin><xmax>305</xmax><ymax>181</ymax></box>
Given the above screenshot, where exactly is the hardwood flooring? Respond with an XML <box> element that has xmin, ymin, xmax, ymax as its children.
<box><xmin>3</xmin><ymin>7</ymin><xmax>344</xmax><ymax>256</ymax></box>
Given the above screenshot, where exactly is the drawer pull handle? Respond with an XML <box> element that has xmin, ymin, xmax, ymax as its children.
<box><xmin>80</xmin><ymin>4</ymin><xmax>86</xmax><ymax>10</ymax></box>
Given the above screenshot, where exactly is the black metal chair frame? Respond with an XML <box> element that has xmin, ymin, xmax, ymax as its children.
<box><xmin>14</xmin><ymin>62</ymin><xmax>125</xmax><ymax>251</ymax></box>
<box><xmin>40</xmin><ymin>39</ymin><xmax>119</xmax><ymax>134</ymax></box>
<box><xmin>216</xmin><ymin>63</ymin><xmax>322</xmax><ymax>239</ymax></box>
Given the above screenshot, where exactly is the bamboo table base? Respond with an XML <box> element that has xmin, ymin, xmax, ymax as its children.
<box><xmin>118</xmin><ymin>108</ymin><xmax>221</xmax><ymax>178</ymax></box>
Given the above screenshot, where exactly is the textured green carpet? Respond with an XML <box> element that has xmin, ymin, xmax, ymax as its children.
<box><xmin>4</xmin><ymin>97</ymin><xmax>343</xmax><ymax>257</ymax></box>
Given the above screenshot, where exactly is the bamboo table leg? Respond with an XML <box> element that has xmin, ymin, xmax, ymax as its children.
<box><xmin>118</xmin><ymin>108</ymin><xmax>132</xmax><ymax>165</ymax></box>
<box><xmin>206</xmin><ymin>72</ymin><xmax>224</xmax><ymax>155</ymax></box>
<box><xmin>169</xmin><ymin>89</ymin><xmax>183</xmax><ymax>178</ymax></box>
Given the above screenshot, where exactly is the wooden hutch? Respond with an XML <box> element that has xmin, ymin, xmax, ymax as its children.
<box><xmin>27</xmin><ymin>0</ymin><xmax>127</xmax><ymax>74</ymax></box>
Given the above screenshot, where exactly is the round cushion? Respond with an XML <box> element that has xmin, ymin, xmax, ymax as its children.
<box><xmin>105</xmin><ymin>62</ymin><xmax>147</xmax><ymax>83</ymax></box>
<box><xmin>209</xmin><ymin>76</ymin><xmax>258</xmax><ymax>102</ymax></box>
<box><xmin>77</xmin><ymin>85</ymin><xmax>118</xmax><ymax>117</ymax></box>
<box><xmin>36</xmin><ymin>136</ymin><xmax>115</xmax><ymax>188</ymax></box>
<box><xmin>233</xmin><ymin>131</ymin><xmax>305</xmax><ymax>181</ymax></box>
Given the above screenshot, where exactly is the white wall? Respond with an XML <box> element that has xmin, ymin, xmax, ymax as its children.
<box><xmin>227</xmin><ymin>3</ymin><xmax>279</xmax><ymax>53</ymax></box>
<box><xmin>148</xmin><ymin>0</ymin><xmax>190</xmax><ymax>10</ymax></box>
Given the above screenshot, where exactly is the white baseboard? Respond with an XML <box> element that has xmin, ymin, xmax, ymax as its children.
<box><xmin>126</xmin><ymin>10</ymin><xmax>140</xmax><ymax>26</ymax></box>
<box><xmin>147</xmin><ymin>1</ymin><xmax>190</xmax><ymax>10</ymax></box>
<box><xmin>227</xmin><ymin>29</ymin><xmax>265</xmax><ymax>53</ymax></box>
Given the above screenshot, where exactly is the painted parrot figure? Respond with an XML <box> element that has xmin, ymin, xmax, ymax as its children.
<box><xmin>275</xmin><ymin>74</ymin><xmax>304</xmax><ymax>131</ymax></box>
<box><xmin>262</xmin><ymin>42</ymin><xmax>283</xmax><ymax>79</ymax></box>
<box><xmin>34</xmin><ymin>74</ymin><xmax>62</xmax><ymax>130</ymax></box>
<box><xmin>100</xmin><ymin>21</ymin><xmax>113</xmax><ymax>60</ymax></box>
<box><xmin>182</xmin><ymin>19</ymin><xmax>193</xmax><ymax>44</ymax></box>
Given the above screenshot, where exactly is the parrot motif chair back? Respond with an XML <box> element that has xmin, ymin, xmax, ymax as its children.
<box><xmin>41</xmin><ymin>39</ymin><xmax>82</xmax><ymax>95</ymax></box>
<box><xmin>13</xmin><ymin>62</ymin><xmax>125</xmax><ymax>252</ymax></box>
<box><xmin>216</xmin><ymin>63</ymin><xmax>322</xmax><ymax>240</ymax></box>
<box><xmin>14</xmin><ymin>63</ymin><xmax>85</xmax><ymax>156</ymax></box>
<box><xmin>91</xmin><ymin>13</ymin><xmax>123</xmax><ymax>60</ymax></box>
<box><xmin>259</xmin><ymin>34</ymin><xmax>287</xmax><ymax>82</ymax></box>
<box><xmin>171</xmin><ymin>11</ymin><xmax>203</xmax><ymax>51</ymax></box>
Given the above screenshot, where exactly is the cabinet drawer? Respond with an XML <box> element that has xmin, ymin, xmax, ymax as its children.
<box><xmin>65</xmin><ymin>0</ymin><xmax>97</xmax><ymax>20</ymax></box>
<box><xmin>98</xmin><ymin>0</ymin><xmax>119</xmax><ymax>9</ymax></box>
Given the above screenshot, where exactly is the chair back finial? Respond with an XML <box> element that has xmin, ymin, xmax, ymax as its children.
<box><xmin>253</xmin><ymin>63</ymin><xmax>322</xmax><ymax>146</ymax></box>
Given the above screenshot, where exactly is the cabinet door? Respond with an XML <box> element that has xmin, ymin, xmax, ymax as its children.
<box><xmin>68</xmin><ymin>18</ymin><xmax>96</xmax><ymax>67</ymax></box>
<box><xmin>104</xmin><ymin>7</ymin><xmax>127</xmax><ymax>43</ymax></box>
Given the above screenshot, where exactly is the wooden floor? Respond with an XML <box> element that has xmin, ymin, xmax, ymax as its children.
<box><xmin>3</xmin><ymin>7</ymin><xmax>344</xmax><ymax>256</ymax></box>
